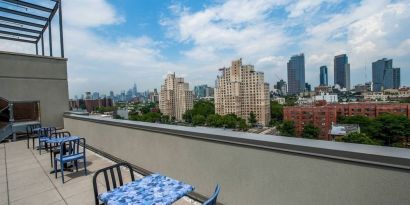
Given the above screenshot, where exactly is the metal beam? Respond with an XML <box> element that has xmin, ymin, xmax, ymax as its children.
<box><xmin>0</xmin><ymin>16</ymin><xmax>44</xmax><ymax>28</ymax></box>
<box><xmin>35</xmin><ymin>1</ymin><xmax>58</xmax><ymax>43</ymax></box>
<box><xmin>0</xmin><ymin>7</ymin><xmax>48</xmax><ymax>21</ymax></box>
<box><xmin>48</xmin><ymin>20</ymin><xmax>52</xmax><ymax>56</ymax></box>
<box><xmin>0</xmin><ymin>29</ymin><xmax>37</xmax><ymax>39</ymax></box>
<box><xmin>0</xmin><ymin>35</ymin><xmax>35</xmax><ymax>43</ymax></box>
<box><xmin>1</xmin><ymin>0</ymin><xmax>53</xmax><ymax>13</ymax></box>
<box><xmin>0</xmin><ymin>23</ymin><xmax>41</xmax><ymax>34</ymax></box>
<box><xmin>41</xmin><ymin>32</ymin><xmax>44</xmax><ymax>55</ymax></box>
<box><xmin>58</xmin><ymin>0</ymin><xmax>64</xmax><ymax>57</ymax></box>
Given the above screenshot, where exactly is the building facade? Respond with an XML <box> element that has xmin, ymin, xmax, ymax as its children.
<box><xmin>274</xmin><ymin>79</ymin><xmax>287</xmax><ymax>96</ymax></box>
<box><xmin>334</xmin><ymin>54</ymin><xmax>350</xmax><ymax>90</ymax></box>
<box><xmin>159</xmin><ymin>73</ymin><xmax>193</xmax><ymax>121</ymax></box>
<box><xmin>372</xmin><ymin>58</ymin><xmax>401</xmax><ymax>91</ymax></box>
<box><xmin>284</xmin><ymin>103</ymin><xmax>410</xmax><ymax>140</ymax></box>
<box><xmin>215</xmin><ymin>59</ymin><xmax>270</xmax><ymax>126</ymax></box>
<box><xmin>193</xmin><ymin>85</ymin><xmax>214</xmax><ymax>99</ymax></box>
<box><xmin>287</xmin><ymin>54</ymin><xmax>305</xmax><ymax>95</ymax></box>
<box><xmin>319</xmin><ymin>66</ymin><xmax>328</xmax><ymax>86</ymax></box>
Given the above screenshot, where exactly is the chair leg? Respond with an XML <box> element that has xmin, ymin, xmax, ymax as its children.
<box><xmin>32</xmin><ymin>137</ymin><xmax>35</xmax><ymax>150</ymax></box>
<box><xmin>39</xmin><ymin>141</ymin><xmax>42</xmax><ymax>155</ymax></box>
<box><xmin>27</xmin><ymin>135</ymin><xmax>29</xmax><ymax>149</ymax></box>
<box><xmin>61</xmin><ymin>161</ymin><xmax>64</xmax><ymax>183</ymax></box>
<box><xmin>54</xmin><ymin>160</ymin><xmax>58</xmax><ymax>179</ymax></box>
<box><xmin>83</xmin><ymin>158</ymin><xmax>87</xmax><ymax>176</ymax></box>
<box><xmin>75</xmin><ymin>160</ymin><xmax>78</xmax><ymax>172</ymax></box>
<box><xmin>50</xmin><ymin>151</ymin><xmax>53</xmax><ymax>167</ymax></box>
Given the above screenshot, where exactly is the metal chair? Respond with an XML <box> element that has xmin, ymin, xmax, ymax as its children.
<box><xmin>49</xmin><ymin>131</ymin><xmax>71</xmax><ymax>167</ymax></box>
<box><xmin>38</xmin><ymin>127</ymin><xmax>57</xmax><ymax>154</ymax></box>
<box><xmin>92</xmin><ymin>162</ymin><xmax>135</xmax><ymax>205</ymax></box>
<box><xmin>203</xmin><ymin>185</ymin><xmax>221</xmax><ymax>205</ymax></box>
<box><xmin>26</xmin><ymin>124</ymin><xmax>41</xmax><ymax>149</ymax></box>
<box><xmin>54</xmin><ymin>137</ymin><xmax>87</xmax><ymax>183</ymax></box>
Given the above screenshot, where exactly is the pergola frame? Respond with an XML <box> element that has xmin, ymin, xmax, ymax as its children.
<box><xmin>0</xmin><ymin>0</ymin><xmax>64</xmax><ymax>57</ymax></box>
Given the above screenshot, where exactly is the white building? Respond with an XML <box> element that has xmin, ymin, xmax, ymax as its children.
<box><xmin>314</xmin><ymin>92</ymin><xmax>338</xmax><ymax>103</ymax></box>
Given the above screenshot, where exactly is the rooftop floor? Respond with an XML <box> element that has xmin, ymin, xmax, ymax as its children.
<box><xmin>0</xmin><ymin>140</ymin><xmax>197</xmax><ymax>205</ymax></box>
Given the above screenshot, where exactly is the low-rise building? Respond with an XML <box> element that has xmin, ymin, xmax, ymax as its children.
<box><xmin>314</xmin><ymin>92</ymin><xmax>338</xmax><ymax>103</ymax></box>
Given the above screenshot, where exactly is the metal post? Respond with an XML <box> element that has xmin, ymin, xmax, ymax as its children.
<box><xmin>58</xmin><ymin>0</ymin><xmax>64</xmax><ymax>57</ymax></box>
<box><xmin>41</xmin><ymin>33</ymin><xmax>44</xmax><ymax>56</ymax></box>
<box><xmin>35</xmin><ymin>43</ymin><xmax>38</xmax><ymax>55</ymax></box>
<box><xmin>48</xmin><ymin>19</ymin><xmax>52</xmax><ymax>56</ymax></box>
<box><xmin>9</xmin><ymin>102</ymin><xmax>16</xmax><ymax>141</ymax></box>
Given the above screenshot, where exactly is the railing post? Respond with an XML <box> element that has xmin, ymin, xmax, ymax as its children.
<box><xmin>9</xmin><ymin>102</ymin><xmax>16</xmax><ymax>141</ymax></box>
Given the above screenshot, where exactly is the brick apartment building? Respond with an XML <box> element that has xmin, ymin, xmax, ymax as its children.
<box><xmin>284</xmin><ymin>103</ymin><xmax>410</xmax><ymax>140</ymax></box>
<box><xmin>69</xmin><ymin>98</ymin><xmax>114</xmax><ymax>113</ymax></box>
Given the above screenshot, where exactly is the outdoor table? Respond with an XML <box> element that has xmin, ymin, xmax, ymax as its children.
<box><xmin>98</xmin><ymin>173</ymin><xmax>194</xmax><ymax>205</ymax></box>
<box><xmin>47</xmin><ymin>136</ymin><xmax>81</xmax><ymax>174</ymax></box>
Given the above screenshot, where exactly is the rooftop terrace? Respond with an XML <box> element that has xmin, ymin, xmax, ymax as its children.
<box><xmin>0</xmin><ymin>140</ymin><xmax>196</xmax><ymax>205</ymax></box>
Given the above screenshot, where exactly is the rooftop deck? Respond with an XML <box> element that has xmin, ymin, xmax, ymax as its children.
<box><xmin>0</xmin><ymin>140</ymin><xmax>197</xmax><ymax>205</ymax></box>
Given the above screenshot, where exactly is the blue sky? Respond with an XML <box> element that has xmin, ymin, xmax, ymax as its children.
<box><xmin>1</xmin><ymin>0</ymin><xmax>409</xmax><ymax>97</ymax></box>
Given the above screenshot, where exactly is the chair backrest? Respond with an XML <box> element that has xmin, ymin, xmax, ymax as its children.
<box><xmin>26</xmin><ymin>124</ymin><xmax>41</xmax><ymax>135</ymax></box>
<box><xmin>38</xmin><ymin>127</ymin><xmax>57</xmax><ymax>138</ymax></box>
<box><xmin>60</xmin><ymin>138</ymin><xmax>85</xmax><ymax>157</ymax></box>
<box><xmin>92</xmin><ymin>162</ymin><xmax>135</xmax><ymax>205</ymax></box>
<box><xmin>50</xmin><ymin>131</ymin><xmax>71</xmax><ymax>138</ymax></box>
<box><xmin>203</xmin><ymin>185</ymin><xmax>221</xmax><ymax>205</ymax></box>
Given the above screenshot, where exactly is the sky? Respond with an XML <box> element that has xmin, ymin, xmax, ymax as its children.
<box><xmin>1</xmin><ymin>0</ymin><xmax>410</xmax><ymax>98</ymax></box>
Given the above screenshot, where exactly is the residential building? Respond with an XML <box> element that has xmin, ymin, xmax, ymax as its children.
<box><xmin>159</xmin><ymin>73</ymin><xmax>193</xmax><ymax>121</ymax></box>
<box><xmin>334</xmin><ymin>54</ymin><xmax>350</xmax><ymax>90</ymax></box>
<box><xmin>319</xmin><ymin>66</ymin><xmax>328</xmax><ymax>86</ymax></box>
<box><xmin>284</xmin><ymin>103</ymin><xmax>410</xmax><ymax>140</ymax></box>
<box><xmin>92</xmin><ymin>92</ymin><xmax>100</xmax><ymax>100</ymax></box>
<box><xmin>272</xmin><ymin>97</ymin><xmax>286</xmax><ymax>105</ymax></box>
<box><xmin>287</xmin><ymin>54</ymin><xmax>305</xmax><ymax>94</ymax></box>
<box><xmin>274</xmin><ymin>79</ymin><xmax>287</xmax><ymax>96</ymax></box>
<box><xmin>215</xmin><ymin>58</ymin><xmax>270</xmax><ymax>126</ymax></box>
<box><xmin>354</xmin><ymin>83</ymin><xmax>372</xmax><ymax>93</ymax></box>
<box><xmin>329</xmin><ymin>123</ymin><xmax>360</xmax><ymax>140</ymax></box>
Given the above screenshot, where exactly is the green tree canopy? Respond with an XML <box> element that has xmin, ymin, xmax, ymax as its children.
<box><xmin>302</xmin><ymin>123</ymin><xmax>320</xmax><ymax>139</ymax></box>
<box><xmin>270</xmin><ymin>101</ymin><xmax>283</xmax><ymax>124</ymax></box>
<box><xmin>192</xmin><ymin>114</ymin><xmax>206</xmax><ymax>126</ymax></box>
<box><xmin>248</xmin><ymin>112</ymin><xmax>257</xmax><ymax>126</ymax></box>
<box><xmin>335</xmin><ymin>132</ymin><xmax>380</xmax><ymax>145</ymax></box>
<box><xmin>278</xmin><ymin>120</ymin><xmax>296</xmax><ymax>137</ymax></box>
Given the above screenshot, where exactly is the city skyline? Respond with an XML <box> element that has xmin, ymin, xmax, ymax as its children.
<box><xmin>1</xmin><ymin>0</ymin><xmax>409</xmax><ymax>98</ymax></box>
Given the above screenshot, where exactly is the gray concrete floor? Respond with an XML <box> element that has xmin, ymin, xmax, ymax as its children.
<box><xmin>0</xmin><ymin>141</ymin><xmax>196</xmax><ymax>205</ymax></box>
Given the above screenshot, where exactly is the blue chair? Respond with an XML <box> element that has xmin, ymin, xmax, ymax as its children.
<box><xmin>26</xmin><ymin>124</ymin><xmax>41</xmax><ymax>149</ymax></box>
<box><xmin>38</xmin><ymin>127</ymin><xmax>56</xmax><ymax>154</ymax></box>
<box><xmin>203</xmin><ymin>185</ymin><xmax>221</xmax><ymax>205</ymax></box>
<box><xmin>54</xmin><ymin>137</ymin><xmax>87</xmax><ymax>183</ymax></box>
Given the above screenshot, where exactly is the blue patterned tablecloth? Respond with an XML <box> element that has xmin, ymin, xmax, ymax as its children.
<box><xmin>45</xmin><ymin>136</ymin><xmax>80</xmax><ymax>143</ymax></box>
<box><xmin>98</xmin><ymin>173</ymin><xmax>194</xmax><ymax>205</ymax></box>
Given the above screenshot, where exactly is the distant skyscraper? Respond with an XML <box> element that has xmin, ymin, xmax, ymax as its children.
<box><xmin>334</xmin><ymin>54</ymin><xmax>350</xmax><ymax>90</ymax></box>
<box><xmin>393</xmin><ymin>68</ymin><xmax>401</xmax><ymax>89</ymax></box>
<box><xmin>215</xmin><ymin>58</ymin><xmax>270</xmax><ymax>126</ymax></box>
<box><xmin>319</xmin><ymin>66</ymin><xmax>328</xmax><ymax>86</ymax></box>
<box><xmin>159</xmin><ymin>73</ymin><xmax>193</xmax><ymax>121</ymax></box>
<box><xmin>85</xmin><ymin>92</ymin><xmax>92</xmax><ymax>100</ymax></box>
<box><xmin>109</xmin><ymin>91</ymin><xmax>114</xmax><ymax>99</ymax></box>
<box><xmin>287</xmin><ymin>54</ymin><xmax>305</xmax><ymax>94</ymax></box>
<box><xmin>194</xmin><ymin>85</ymin><xmax>214</xmax><ymax>99</ymax></box>
<box><xmin>132</xmin><ymin>83</ymin><xmax>138</xmax><ymax>97</ymax></box>
<box><xmin>274</xmin><ymin>79</ymin><xmax>287</xmax><ymax>96</ymax></box>
<box><xmin>305</xmin><ymin>83</ymin><xmax>311</xmax><ymax>92</ymax></box>
<box><xmin>372</xmin><ymin>58</ymin><xmax>399</xmax><ymax>91</ymax></box>
<box><xmin>92</xmin><ymin>92</ymin><xmax>100</xmax><ymax>100</ymax></box>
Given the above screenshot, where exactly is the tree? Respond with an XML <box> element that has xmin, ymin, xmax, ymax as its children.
<box><xmin>248</xmin><ymin>112</ymin><xmax>257</xmax><ymax>126</ymax></box>
<box><xmin>302</xmin><ymin>123</ymin><xmax>320</xmax><ymax>139</ymax></box>
<box><xmin>222</xmin><ymin>114</ymin><xmax>238</xmax><ymax>128</ymax></box>
<box><xmin>277</xmin><ymin>120</ymin><xmax>296</xmax><ymax>137</ymax></box>
<box><xmin>337</xmin><ymin>115</ymin><xmax>379</xmax><ymax>137</ymax></box>
<box><xmin>373</xmin><ymin>113</ymin><xmax>410</xmax><ymax>146</ymax></box>
<box><xmin>270</xmin><ymin>101</ymin><xmax>283</xmax><ymax>124</ymax></box>
<box><xmin>238</xmin><ymin>118</ymin><xmax>249</xmax><ymax>131</ymax></box>
<box><xmin>206</xmin><ymin>114</ymin><xmax>223</xmax><ymax>127</ymax></box>
<box><xmin>192</xmin><ymin>114</ymin><xmax>206</xmax><ymax>126</ymax></box>
<box><xmin>335</xmin><ymin>132</ymin><xmax>379</xmax><ymax>145</ymax></box>
<box><xmin>182</xmin><ymin>110</ymin><xmax>193</xmax><ymax>123</ymax></box>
